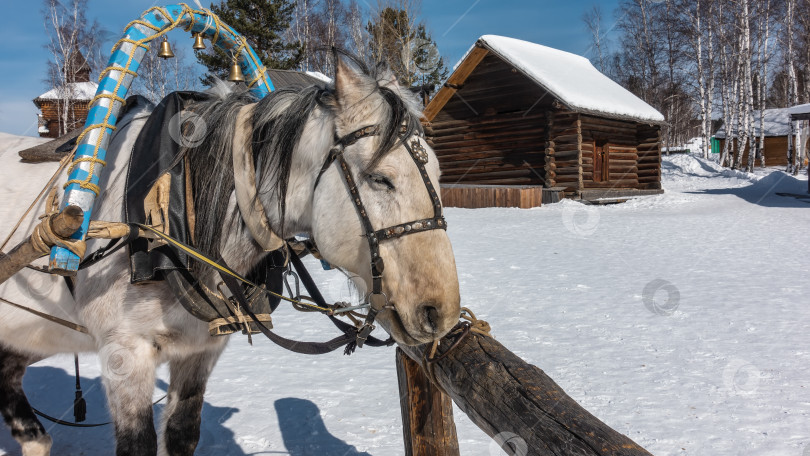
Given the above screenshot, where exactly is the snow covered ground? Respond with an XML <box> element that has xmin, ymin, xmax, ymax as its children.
<box><xmin>1</xmin><ymin>150</ymin><xmax>809</xmax><ymax>456</ymax></box>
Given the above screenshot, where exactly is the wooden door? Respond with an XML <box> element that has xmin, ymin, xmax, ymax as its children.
<box><xmin>593</xmin><ymin>144</ymin><xmax>608</xmax><ymax>182</ymax></box>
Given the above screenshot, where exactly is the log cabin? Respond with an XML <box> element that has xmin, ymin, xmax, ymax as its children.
<box><xmin>33</xmin><ymin>50</ymin><xmax>97</xmax><ymax>139</ymax></box>
<box><xmin>423</xmin><ymin>35</ymin><xmax>666</xmax><ymax>208</ymax></box>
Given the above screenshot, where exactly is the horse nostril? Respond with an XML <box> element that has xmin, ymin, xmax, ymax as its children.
<box><xmin>424</xmin><ymin>305</ymin><xmax>439</xmax><ymax>332</ymax></box>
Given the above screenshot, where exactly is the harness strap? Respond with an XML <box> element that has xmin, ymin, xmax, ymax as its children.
<box><xmin>232</xmin><ymin>104</ymin><xmax>284</xmax><ymax>252</ymax></box>
<box><xmin>287</xmin><ymin>249</ymin><xmax>393</xmax><ymax>349</ymax></box>
<box><xmin>218</xmin><ymin>271</ymin><xmax>356</xmax><ymax>355</ymax></box>
<box><xmin>78</xmin><ymin>224</ymin><xmax>140</xmax><ymax>270</ymax></box>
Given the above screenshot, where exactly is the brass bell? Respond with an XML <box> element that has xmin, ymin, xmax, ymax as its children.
<box><xmin>157</xmin><ymin>37</ymin><xmax>174</xmax><ymax>59</ymax></box>
<box><xmin>228</xmin><ymin>58</ymin><xmax>245</xmax><ymax>82</ymax></box>
<box><xmin>192</xmin><ymin>32</ymin><xmax>206</xmax><ymax>50</ymax></box>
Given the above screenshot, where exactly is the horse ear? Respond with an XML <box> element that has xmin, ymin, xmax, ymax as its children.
<box><xmin>381</xmin><ymin>69</ymin><xmax>400</xmax><ymax>88</ymax></box>
<box><xmin>334</xmin><ymin>56</ymin><xmax>375</xmax><ymax>109</ymax></box>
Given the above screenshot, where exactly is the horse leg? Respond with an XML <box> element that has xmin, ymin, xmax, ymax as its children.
<box><xmin>100</xmin><ymin>338</ymin><xmax>160</xmax><ymax>456</ymax></box>
<box><xmin>0</xmin><ymin>346</ymin><xmax>51</xmax><ymax>456</ymax></box>
<box><xmin>158</xmin><ymin>346</ymin><xmax>225</xmax><ymax>456</ymax></box>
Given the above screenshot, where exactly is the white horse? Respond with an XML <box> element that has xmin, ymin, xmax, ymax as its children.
<box><xmin>0</xmin><ymin>57</ymin><xmax>460</xmax><ymax>456</ymax></box>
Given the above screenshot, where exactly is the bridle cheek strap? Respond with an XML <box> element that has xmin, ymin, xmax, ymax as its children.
<box><xmin>314</xmin><ymin>125</ymin><xmax>447</xmax><ymax>347</ymax></box>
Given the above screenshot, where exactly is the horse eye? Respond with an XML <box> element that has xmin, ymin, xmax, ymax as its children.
<box><xmin>368</xmin><ymin>173</ymin><xmax>395</xmax><ymax>190</ymax></box>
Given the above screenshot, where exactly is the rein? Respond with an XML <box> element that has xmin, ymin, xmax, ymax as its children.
<box><xmin>314</xmin><ymin>125</ymin><xmax>447</xmax><ymax>347</ymax></box>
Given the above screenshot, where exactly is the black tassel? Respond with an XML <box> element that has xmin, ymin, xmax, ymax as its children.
<box><xmin>73</xmin><ymin>389</ymin><xmax>87</xmax><ymax>423</ymax></box>
<box><xmin>343</xmin><ymin>341</ymin><xmax>357</xmax><ymax>356</ymax></box>
<box><xmin>73</xmin><ymin>353</ymin><xmax>86</xmax><ymax>422</ymax></box>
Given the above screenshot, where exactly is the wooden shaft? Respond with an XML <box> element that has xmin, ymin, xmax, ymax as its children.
<box><xmin>0</xmin><ymin>205</ymin><xmax>83</xmax><ymax>285</ymax></box>
<box><xmin>398</xmin><ymin>333</ymin><xmax>653</xmax><ymax>456</ymax></box>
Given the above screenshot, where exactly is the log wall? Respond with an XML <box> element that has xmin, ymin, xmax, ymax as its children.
<box><xmin>637</xmin><ymin>124</ymin><xmax>662</xmax><ymax>190</ymax></box>
<box><xmin>34</xmin><ymin>99</ymin><xmax>91</xmax><ymax>138</ymax></box>
<box><xmin>546</xmin><ymin>110</ymin><xmax>582</xmax><ymax>191</ymax></box>
<box><xmin>440</xmin><ymin>184</ymin><xmax>543</xmax><ymax>209</ymax></box>
<box><xmin>430</xmin><ymin>112</ymin><xmax>547</xmax><ymax>186</ymax></box>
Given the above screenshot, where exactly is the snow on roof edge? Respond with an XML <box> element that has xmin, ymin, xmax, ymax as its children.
<box><xmin>478</xmin><ymin>35</ymin><xmax>665</xmax><ymax>124</ymax></box>
<box><xmin>787</xmin><ymin>103</ymin><xmax>810</xmax><ymax>116</ymax></box>
<box><xmin>440</xmin><ymin>35</ymin><xmax>665</xmax><ymax>124</ymax></box>
<box><xmin>34</xmin><ymin>81</ymin><xmax>98</xmax><ymax>101</ymax></box>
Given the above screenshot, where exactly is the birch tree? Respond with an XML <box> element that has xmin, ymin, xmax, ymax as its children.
<box><xmin>755</xmin><ymin>0</ymin><xmax>772</xmax><ymax>167</ymax></box>
<box><xmin>582</xmin><ymin>5</ymin><xmax>606</xmax><ymax>72</ymax></box>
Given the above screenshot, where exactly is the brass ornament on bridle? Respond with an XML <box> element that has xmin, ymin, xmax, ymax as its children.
<box><xmin>410</xmin><ymin>138</ymin><xmax>429</xmax><ymax>164</ymax></box>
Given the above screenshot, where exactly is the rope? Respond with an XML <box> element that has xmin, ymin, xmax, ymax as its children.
<box><xmin>460</xmin><ymin>307</ymin><xmax>492</xmax><ymax>338</ymax></box>
<box><xmin>67</xmin><ymin>156</ymin><xmax>107</xmax><ymax>175</ymax></box>
<box><xmin>422</xmin><ymin>307</ymin><xmax>492</xmax><ymax>394</ymax></box>
<box><xmin>0</xmin><ymin>296</ymin><xmax>89</xmax><ymax>334</ymax></box>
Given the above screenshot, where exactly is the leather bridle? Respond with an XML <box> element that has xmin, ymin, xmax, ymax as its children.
<box><xmin>314</xmin><ymin>123</ymin><xmax>447</xmax><ymax>347</ymax></box>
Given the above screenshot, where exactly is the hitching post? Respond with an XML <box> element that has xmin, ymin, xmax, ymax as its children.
<box><xmin>49</xmin><ymin>3</ymin><xmax>274</xmax><ymax>273</ymax></box>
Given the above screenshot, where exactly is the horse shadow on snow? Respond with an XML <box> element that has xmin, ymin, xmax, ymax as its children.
<box><xmin>0</xmin><ymin>367</ymin><xmax>372</xmax><ymax>455</ymax></box>
<box><xmin>0</xmin><ymin>366</ymin><xmax>245</xmax><ymax>456</ymax></box>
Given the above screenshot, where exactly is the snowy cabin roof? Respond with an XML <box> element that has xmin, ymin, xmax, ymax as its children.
<box><xmin>34</xmin><ymin>81</ymin><xmax>98</xmax><ymax>103</ymax></box>
<box><xmin>787</xmin><ymin>103</ymin><xmax>810</xmax><ymax>120</ymax></box>
<box><xmin>714</xmin><ymin>108</ymin><xmax>793</xmax><ymax>138</ymax></box>
<box><xmin>425</xmin><ymin>35</ymin><xmax>664</xmax><ymax>124</ymax></box>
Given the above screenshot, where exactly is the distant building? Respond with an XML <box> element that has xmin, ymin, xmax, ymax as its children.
<box><xmin>423</xmin><ymin>35</ymin><xmax>665</xmax><ymax>208</ymax></box>
<box><xmin>33</xmin><ymin>50</ymin><xmax>98</xmax><ymax>138</ymax></box>
<box><xmin>714</xmin><ymin>108</ymin><xmax>810</xmax><ymax>167</ymax></box>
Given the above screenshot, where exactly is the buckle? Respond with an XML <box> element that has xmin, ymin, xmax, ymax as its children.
<box><xmin>355</xmin><ymin>323</ymin><xmax>376</xmax><ymax>348</ymax></box>
<box><xmin>282</xmin><ymin>267</ymin><xmax>301</xmax><ymax>300</ymax></box>
<box><xmin>368</xmin><ymin>292</ymin><xmax>388</xmax><ymax>311</ymax></box>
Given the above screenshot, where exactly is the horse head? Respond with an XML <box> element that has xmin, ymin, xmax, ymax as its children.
<box><xmin>309</xmin><ymin>58</ymin><xmax>461</xmax><ymax>346</ymax></box>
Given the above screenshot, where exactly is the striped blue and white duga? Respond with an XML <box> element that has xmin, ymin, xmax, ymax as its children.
<box><xmin>50</xmin><ymin>4</ymin><xmax>274</xmax><ymax>271</ymax></box>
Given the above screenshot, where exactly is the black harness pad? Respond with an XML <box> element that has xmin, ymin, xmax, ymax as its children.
<box><xmin>125</xmin><ymin>91</ymin><xmax>208</xmax><ymax>283</ymax></box>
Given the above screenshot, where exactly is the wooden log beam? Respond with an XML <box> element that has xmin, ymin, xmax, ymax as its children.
<box><xmin>398</xmin><ymin>331</ymin><xmax>653</xmax><ymax>456</ymax></box>
<box><xmin>424</xmin><ymin>46</ymin><xmax>489</xmax><ymax>121</ymax></box>
<box><xmin>396</xmin><ymin>349</ymin><xmax>460</xmax><ymax>456</ymax></box>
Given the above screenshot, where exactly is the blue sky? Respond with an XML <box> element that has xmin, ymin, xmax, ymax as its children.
<box><xmin>0</xmin><ymin>0</ymin><xmax>620</xmax><ymax>136</ymax></box>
